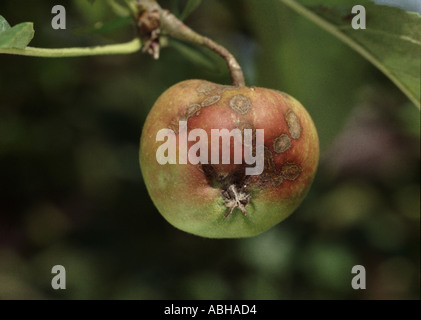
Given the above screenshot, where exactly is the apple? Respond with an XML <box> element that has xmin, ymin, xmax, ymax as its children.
<box><xmin>139</xmin><ymin>79</ymin><xmax>319</xmax><ymax>238</ymax></box>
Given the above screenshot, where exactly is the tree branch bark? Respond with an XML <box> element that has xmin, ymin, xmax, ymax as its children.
<box><xmin>137</xmin><ymin>0</ymin><xmax>245</xmax><ymax>87</ymax></box>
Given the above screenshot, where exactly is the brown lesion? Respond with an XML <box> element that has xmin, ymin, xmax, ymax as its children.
<box><xmin>229</xmin><ymin>95</ymin><xmax>252</xmax><ymax>115</ymax></box>
<box><xmin>273</xmin><ymin>134</ymin><xmax>291</xmax><ymax>153</ymax></box>
<box><xmin>260</xmin><ymin>147</ymin><xmax>276</xmax><ymax>182</ymax></box>
<box><xmin>168</xmin><ymin>118</ymin><xmax>181</xmax><ymax>133</ymax></box>
<box><xmin>259</xmin><ymin>147</ymin><xmax>302</xmax><ymax>186</ymax></box>
<box><xmin>201</xmin><ymin>95</ymin><xmax>221</xmax><ymax>107</ymax></box>
<box><xmin>167</xmin><ymin>97</ymin><xmax>215</xmax><ymax>133</ymax></box>
<box><xmin>285</xmin><ymin>109</ymin><xmax>302</xmax><ymax>139</ymax></box>
<box><xmin>185</xmin><ymin>103</ymin><xmax>202</xmax><ymax>118</ymax></box>
<box><xmin>168</xmin><ymin>108</ymin><xmax>192</xmax><ymax>133</ymax></box>
<box><xmin>259</xmin><ymin>147</ymin><xmax>283</xmax><ymax>186</ymax></box>
<box><xmin>196</xmin><ymin>82</ymin><xmax>217</xmax><ymax>95</ymax></box>
<box><xmin>280</xmin><ymin>162</ymin><xmax>302</xmax><ymax>181</ymax></box>
<box><xmin>197</xmin><ymin>81</ymin><xmax>239</xmax><ymax>97</ymax></box>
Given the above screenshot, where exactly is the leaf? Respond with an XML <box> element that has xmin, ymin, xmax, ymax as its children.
<box><xmin>180</xmin><ymin>0</ymin><xmax>202</xmax><ymax>21</ymax></box>
<box><xmin>373</xmin><ymin>0</ymin><xmax>421</xmax><ymax>14</ymax></box>
<box><xmin>74</xmin><ymin>16</ymin><xmax>133</xmax><ymax>36</ymax></box>
<box><xmin>74</xmin><ymin>0</ymin><xmax>109</xmax><ymax>24</ymax></box>
<box><xmin>106</xmin><ymin>0</ymin><xmax>131</xmax><ymax>17</ymax></box>
<box><xmin>0</xmin><ymin>15</ymin><xmax>11</xmax><ymax>33</ymax></box>
<box><xmin>96</xmin><ymin>16</ymin><xmax>133</xmax><ymax>34</ymax></box>
<box><xmin>280</xmin><ymin>0</ymin><xmax>421</xmax><ymax>108</ymax></box>
<box><xmin>0</xmin><ymin>22</ymin><xmax>34</xmax><ymax>49</ymax></box>
<box><xmin>169</xmin><ymin>39</ymin><xmax>221</xmax><ymax>72</ymax></box>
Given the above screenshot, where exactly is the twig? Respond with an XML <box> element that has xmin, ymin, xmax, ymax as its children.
<box><xmin>137</xmin><ymin>0</ymin><xmax>245</xmax><ymax>87</ymax></box>
<box><xmin>0</xmin><ymin>38</ymin><xmax>141</xmax><ymax>57</ymax></box>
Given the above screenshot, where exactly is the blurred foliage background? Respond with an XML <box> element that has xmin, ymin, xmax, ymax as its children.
<box><xmin>0</xmin><ymin>0</ymin><xmax>419</xmax><ymax>299</ymax></box>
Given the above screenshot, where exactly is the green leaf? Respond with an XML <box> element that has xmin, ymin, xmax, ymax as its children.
<box><xmin>0</xmin><ymin>15</ymin><xmax>11</xmax><ymax>33</ymax></box>
<box><xmin>74</xmin><ymin>0</ymin><xmax>109</xmax><ymax>24</ymax></box>
<box><xmin>169</xmin><ymin>39</ymin><xmax>221</xmax><ymax>72</ymax></box>
<box><xmin>180</xmin><ymin>0</ymin><xmax>202</xmax><ymax>21</ymax></box>
<box><xmin>0</xmin><ymin>22</ymin><xmax>34</xmax><ymax>49</ymax></box>
<box><xmin>106</xmin><ymin>0</ymin><xmax>131</xmax><ymax>17</ymax></box>
<box><xmin>96</xmin><ymin>16</ymin><xmax>133</xmax><ymax>34</ymax></box>
<box><xmin>280</xmin><ymin>0</ymin><xmax>421</xmax><ymax>108</ymax></box>
<box><xmin>74</xmin><ymin>16</ymin><xmax>133</xmax><ymax>35</ymax></box>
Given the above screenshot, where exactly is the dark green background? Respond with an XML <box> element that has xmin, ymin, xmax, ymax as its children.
<box><xmin>0</xmin><ymin>0</ymin><xmax>419</xmax><ymax>299</ymax></box>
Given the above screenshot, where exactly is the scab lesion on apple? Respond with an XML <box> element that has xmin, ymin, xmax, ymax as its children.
<box><xmin>229</xmin><ymin>95</ymin><xmax>252</xmax><ymax>115</ymax></box>
<box><xmin>273</xmin><ymin>133</ymin><xmax>292</xmax><ymax>153</ymax></box>
<box><xmin>201</xmin><ymin>95</ymin><xmax>221</xmax><ymax>107</ymax></box>
<box><xmin>280</xmin><ymin>162</ymin><xmax>302</xmax><ymax>181</ymax></box>
<box><xmin>185</xmin><ymin>103</ymin><xmax>201</xmax><ymax>118</ymax></box>
<box><xmin>285</xmin><ymin>109</ymin><xmax>302</xmax><ymax>139</ymax></box>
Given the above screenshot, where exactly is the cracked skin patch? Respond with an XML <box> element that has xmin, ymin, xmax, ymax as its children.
<box><xmin>229</xmin><ymin>94</ymin><xmax>252</xmax><ymax>115</ymax></box>
<box><xmin>285</xmin><ymin>109</ymin><xmax>302</xmax><ymax>139</ymax></box>
<box><xmin>273</xmin><ymin>134</ymin><xmax>291</xmax><ymax>153</ymax></box>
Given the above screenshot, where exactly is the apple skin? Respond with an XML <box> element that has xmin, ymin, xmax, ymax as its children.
<box><xmin>139</xmin><ymin>79</ymin><xmax>319</xmax><ymax>238</ymax></box>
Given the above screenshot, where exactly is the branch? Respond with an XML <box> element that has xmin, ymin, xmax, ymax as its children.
<box><xmin>0</xmin><ymin>38</ymin><xmax>141</xmax><ymax>57</ymax></box>
<box><xmin>137</xmin><ymin>0</ymin><xmax>245</xmax><ymax>87</ymax></box>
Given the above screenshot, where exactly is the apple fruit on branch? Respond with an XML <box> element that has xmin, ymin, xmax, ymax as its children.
<box><xmin>138</xmin><ymin>0</ymin><xmax>319</xmax><ymax>238</ymax></box>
